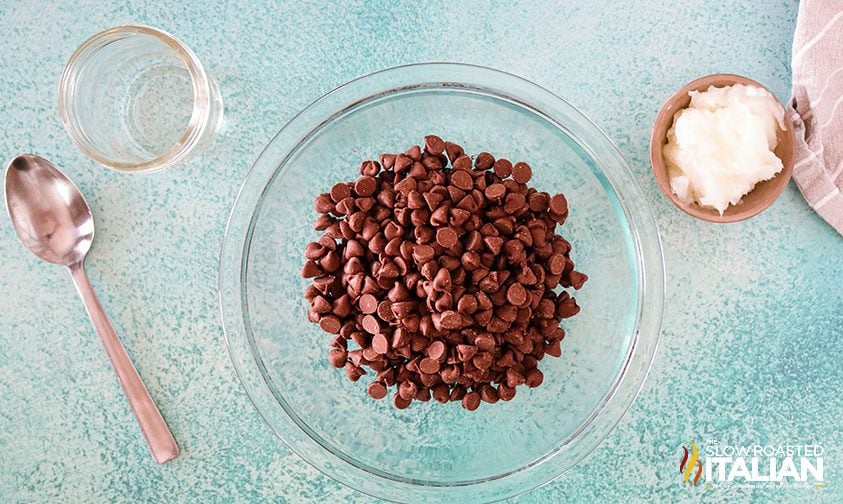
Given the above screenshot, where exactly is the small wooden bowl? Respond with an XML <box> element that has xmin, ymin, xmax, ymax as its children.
<box><xmin>650</xmin><ymin>74</ymin><xmax>795</xmax><ymax>223</ymax></box>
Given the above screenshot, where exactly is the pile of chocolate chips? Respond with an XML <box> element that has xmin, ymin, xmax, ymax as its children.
<box><xmin>301</xmin><ymin>136</ymin><xmax>587</xmax><ymax>410</ymax></box>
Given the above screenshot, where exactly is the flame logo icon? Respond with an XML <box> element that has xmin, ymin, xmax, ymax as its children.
<box><xmin>679</xmin><ymin>441</ymin><xmax>703</xmax><ymax>486</ymax></box>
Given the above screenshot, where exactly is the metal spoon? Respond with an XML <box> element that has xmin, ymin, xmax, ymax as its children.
<box><xmin>5</xmin><ymin>154</ymin><xmax>179</xmax><ymax>464</ymax></box>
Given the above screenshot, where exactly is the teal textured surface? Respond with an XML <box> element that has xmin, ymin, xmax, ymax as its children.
<box><xmin>0</xmin><ymin>1</ymin><xmax>840</xmax><ymax>502</ymax></box>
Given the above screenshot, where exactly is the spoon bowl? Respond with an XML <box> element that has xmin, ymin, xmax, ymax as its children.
<box><xmin>5</xmin><ymin>154</ymin><xmax>94</xmax><ymax>265</ymax></box>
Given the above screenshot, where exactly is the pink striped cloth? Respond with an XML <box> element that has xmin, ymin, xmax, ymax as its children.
<box><xmin>790</xmin><ymin>1</ymin><xmax>843</xmax><ymax>234</ymax></box>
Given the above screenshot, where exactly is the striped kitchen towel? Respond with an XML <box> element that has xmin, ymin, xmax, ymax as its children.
<box><xmin>790</xmin><ymin>1</ymin><xmax>843</xmax><ymax>235</ymax></box>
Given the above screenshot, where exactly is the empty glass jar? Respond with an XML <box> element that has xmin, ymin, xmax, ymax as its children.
<box><xmin>59</xmin><ymin>25</ymin><xmax>223</xmax><ymax>173</ymax></box>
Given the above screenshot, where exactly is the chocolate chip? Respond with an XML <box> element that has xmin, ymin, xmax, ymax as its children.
<box><xmin>315</xmin><ymin>193</ymin><xmax>335</xmax><ymax>213</ymax></box>
<box><xmin>398</xmin><ymin>379</ymin><xmax>418</xmax><ymax>400</ymax></box>
<box><xmin>377</xmin><ymin>300</ymin><xmax>395</xmax><ymax>321</ymax></box>
<box><xmin>473</xmin><ymin>351</ymin><xmax>493</xmax><ymax>370</ymax></box>
<box><xmin>493</xmin><ymin>158</ymin><xmax>513</xmax><ymax>178</ymax></box>
<box><xmin>360</xmin><ymin>160</ymin><xmax>380</xmax><ymax>177</ymax></box>
<box><xmin>380</xmin><ymin>154</ymin><xmax>395</xmax><ymax>169</ymax></box>
<box><xmin>424</xmin><ymin>135</ymin><xmax>446</xmax><ymax>155</ymax></box>
<box><xmin>328</xmin><ymin>348</ymin><xmax>347</xmax><ymax>368</ymax></box>
<box><xmin>445</xmin><ymin>142</ymin><xmax>464</xmax><ymax>163</ymax></box>
<box><xmin>484</xmin><ymin>183</ymin><xmax>506</xmax><ymax>200</ymax></box>
<box><xmin>548</xmin><ymin>254</ymin><xmax>566</xmax><ymax>275</ymax></box>
<box><xmin>405</xmin><ymin>145</ymin><xmax>422</xmax><ymax>161</ymax></box>
<box><xmin>504</xmin><ymin>193</ymin><xmax>526</xmax><ymax>214</ymax></box>
<box><xmin>451</xmin><ymin>170</ymin><xmax>473</xmax><ymax>190</ymax></box>
<box><xmin>320</xmin><ymin>251</ymin><xmax>340</xmax><ymax>272</ymax></box>
<box><xmin>311</xmin><ymin>295</ymin><xmax>332</xmax><ymax>314</ymax></box>
<box><xmin>446</xmin><ymin>385</ymin><xmax>465</xmax><ymax>402</ymax></box>
<box><xmin>462</xmin><ymin>391</ymin><xmax>481</xmax><ymax>411</ymax></box>
<box><xmin>358</xmin><ymin>293</ymin><xmax>378</xmax><ymax>313</ymax></box>
<box><xmin>419</xmin><ymin>357</ymin><xmax>440</xmax><ymax>374</ymax></box>
<box><xmin>346</xmin><ymin>362</ymin><xmax>365</xmax><ymax>381</ymax></box>
<box><xmin>439</xmin><ymin>310</ymin><xmax>463</xmax><ymax>330</ymax></box>
<box><xmin>528</xmin><ymin>192</ymin><xmax>549</xmax><ymax>212</ymax></box>
<box><xmin>460</xmin><ymin>251</ymin><xmax>481</xmax><ymax>271</ymax></box>
<box><xmin>330</xmin><ymin>183</ymin><xmax>351</xmax><ymax>202</ymax></box>
<box><xmin>525</xmin><ymin>368</ymin><xmax>544</xmax><ymax>388</ymax></box>
<box><xmin>423</xmin><ymin>192</ymin><xmax>444</xmax><ymax>211</ymax></box>
<box><xmin>362</xmin><ymin>276</ymin><xmax>379</xmax><ymax>294</ymax></box>
<box><xmin>449</xmin><ymin>208</ymin><xmax>470</xmax><ymax>226</ymax></box>
<box><xmin>475</xmin><ymin>334</ymin><xmax>495</xmax><ymax>351</ymax></box>
<box><xmin>415</xmin><ymin>387</ymin><xmax>431</xmax><ymax>402</ymax></box>
<box><xmin>436</xmin><ymin>227</ymin><xmax>458</xmax><ymax>248</ymax></box>
<box><xmin>498</xmin><ymin>383</ymin><xmax>516</xmax><ymax>401</ymax></box>
<box><xmin>393</xmin><ymin>393</ymin><xmax>411</xmax><ymax>409</ymax></box>
<box><xmin>422</xmin><ymin>156</ymin><xmax>443</xmax><ymax>170</ymax></box>
<box><xmin>432</xmin><ymin>268</ymin><xmax>451</xmax><ymax>291</ymax></box>
<box><xmin>441</xmin><ymin>365</ymin><xmax>460</xmax><ymax>384</ymax></box>
<box><xmin>480</xmin><ymin>384</ymin><xmax>499</xmax><ymax>403</ymax></box>
<box><xmin>506</xmin><ymin>367</ymin><xmax>527</xmax><ymax>387</ymax></box>
<box><xmin>487</xmin><ymin>316</ymin><xmax>509</xmax><ymax>333</ymax></box>
<box><xmin>536</xmin><ymin>298</ymin><xmax>555</xmax><ymax>318</ymax></box>
<box><xmin>391</xmin><ymin>328</ymin><xmax>409</xmax><ymax>349</ymax></box>
<box><xmin>358</xmin><ymin>197</ymin><xmax>377</xmax><ymax>212</ymax></box>
<box><xmin>301</xmin><ymin>261</ymin><xmax>321</xmax><ymax>278</ymax></box>
<box><xmin>361</xmin><ymin>314</ymin><xmax>381</xmax><ymax>334</ymax></box>
<box><xmin>545</xmin><ymin>339</ymin><xmax>562</xmax><ymax>357</ymax></box>
<box><xmin>413</xmin><ymin>244</ymin><xmax>435</xmax><ymax>264</ymax></box>
<box><xmin>549</xmin><ymin>194</ymin><xmax>568</xmax><ymax>215</ymax></box>
<box><xmin>391</xmin><ymin>301</ymin><xmax>415</xmax><ymax>319</ymax></box>
<box><xmin>506</xmin><ymin>283</ymin><xmax>528</xmax><ymax>306</ymax></box>
<box><xmin>368</xmin><ymin>381</ymin><xmax>387</xmax><ymax>399</ymax></box>
<box><xmin>354</xmin><ymin>176</ymin><xmax>377</xmax><ymax>197</ymax></box>
<box><xmin>432</xmin><ymin>384</ymin><xmax>450</xmax><ymax>403</ymax></box>
<box><xmin>372</xmin><ymin>333</ymin><xmax>390</xmax><ymax>354</ymax></box>
<box><xmin>483</xmin><ymin>236</ymin><xmax>504</xmax><ymax>255</ymax></box>
<box><xmin>456</xmin><ymin>194</ymin><xmax>478</xmax><ymax>212</ymax></box>
<box><xmin>452</xmin><ymin>155</ymin><xmax>472</xmax><ymax>171</ymax></box>
<box><xmin>394</xmin><ymin>155</ymin><xmax>413</xmax><ymax>173</ymax></box>
<box><xmin>457</xmin><ymin>294</ymin><xmax>478</xmax><ymax>315</ymax></box>
<box><xmin>569</xmin><ymin>271</ymin><xmax>588</xmax><ymax>290</ymax></box>
<box><xmin>557</xmin><ymin>297</ymin><xmax>580</xmax><ymax>318</ymax></box>
<box><xmin>427</xmin><ymin>340</ymin><xmax>446</xmax><ymax>360</ymax></box>
<box><xmin>304</xmin><ymin>285</ymin><xmax>320</xmax><ymax>300</ymax></box>
<box><xmin>475</xmin><ymin>152</ymin><xmax>495</xmax><ymax>170</ymax></box>
<box><xmin>332</xmin><ymin>295</ymin><xmax>352</xmax><ymax>318</ymax></box>
<box><xmin>512</xmin><ymin>162</ymin><xmax>532</xmax><ymax>184</ymax></box>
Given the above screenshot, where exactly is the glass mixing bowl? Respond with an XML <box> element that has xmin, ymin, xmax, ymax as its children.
<box><xmin>219</xmin><ymin>63</ymin><xmax>663</xmax><ymax>503</ymax></box>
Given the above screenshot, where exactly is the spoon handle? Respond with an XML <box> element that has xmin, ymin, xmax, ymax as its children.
<box><xmin>69</xmin><ymin>263</ymin><xmax>179</xmax><ymax>464</ymax></box>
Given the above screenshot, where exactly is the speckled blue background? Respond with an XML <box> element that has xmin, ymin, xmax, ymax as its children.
<box><xmin>0</xmin><ymin>1</ymin><xmax>840</xmax><ymax>502</ymax></box>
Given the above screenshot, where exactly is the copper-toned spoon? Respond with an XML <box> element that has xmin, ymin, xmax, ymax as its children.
<box><xmin>4</xmin><ymin>154</ymin><xmax>179</xmax><ymax>463</ymax></box>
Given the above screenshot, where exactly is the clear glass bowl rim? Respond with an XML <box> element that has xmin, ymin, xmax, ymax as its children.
<box><xmin>58</xmin><ymin>24</ymin><xmax>213</xmax><ymax>173</ymax></box>
<box><xmin>218</xmin><ymin>62</ymin><xmax>664</xmax><ymax>503</ymax></box>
